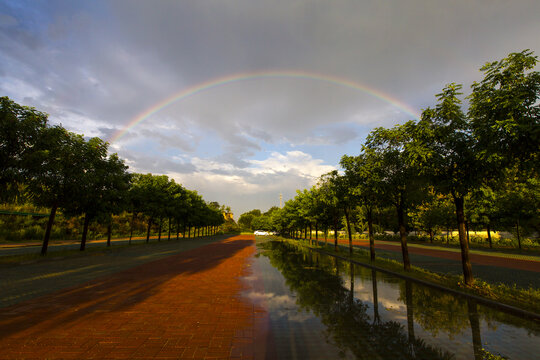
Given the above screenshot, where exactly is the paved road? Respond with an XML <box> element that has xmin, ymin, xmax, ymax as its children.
<box><xmin>0</xmin><ymin>235</ymin><xmax>265</xmax><ymax>359</ymax></box>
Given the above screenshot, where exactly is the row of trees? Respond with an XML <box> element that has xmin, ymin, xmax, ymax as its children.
<box><xmin>0</xmin><ymin>96</ymin><xmax>225</xmax><ymax>255</ymax></box>
<box><xmin>242</xmin><ymin>50</ymin><xmax>539</xmax><ymax>286</ymax></box>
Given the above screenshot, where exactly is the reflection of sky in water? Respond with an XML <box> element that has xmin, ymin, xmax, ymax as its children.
<box><xmin>246</xmin><ymin>242</ymin><xmax>540</xmax><ymax>360</ymax></box>
<box><xmin>243</xmin><ymin>254</ymin><xmax>356</xmax><ymax>359</ymax></box>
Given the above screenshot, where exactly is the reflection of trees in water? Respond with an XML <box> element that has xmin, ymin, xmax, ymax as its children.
<box><xmin>399</xmin><ymin>283</ymin><xmax>470</xmax><ymax>338</ymax></box>
<box><xmin>260</xmin><ymin>241</ymin><xmax>454</xmax><ymax>360</ymax></box>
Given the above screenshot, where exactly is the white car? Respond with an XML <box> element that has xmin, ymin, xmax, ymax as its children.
<box><xmin>254</xmin><ymin>230</ymin><xmax>269</xmax><ymax>236</ymax></box>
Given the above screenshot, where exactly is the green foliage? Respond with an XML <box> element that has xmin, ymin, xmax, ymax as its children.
<box><xmin>0</xmin><ymin>97</ymin><xmax>229</xmax><ymax>247</ymax></box>
<box><xmin>469</xmin><ymin>49</ymin><xmax>540</xmax><ymax>171</ymax></box>
<box><xmin>0</xmin><ymin>96</ymin><xmax>49</xmax><ymax>201</ymax></box>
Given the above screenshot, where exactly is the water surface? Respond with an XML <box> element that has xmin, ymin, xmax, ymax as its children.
<box><xmin>243</xmin><ymin>240</ymin><xmax>540</xmax><ymax>359</ymax></box>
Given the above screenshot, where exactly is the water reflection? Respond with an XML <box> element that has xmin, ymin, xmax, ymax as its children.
<box><xmin>256</xmin><ymin>240</ymin><xmax>540</xmax><ymax>360</ymax></box>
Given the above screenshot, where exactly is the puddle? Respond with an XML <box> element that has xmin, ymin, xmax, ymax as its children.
<box><xmin>242</xmin><ymin>240</ymin><xmax>540</xmax><ymax>359</ymax></box>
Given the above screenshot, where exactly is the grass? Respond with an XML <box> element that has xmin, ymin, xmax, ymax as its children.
<box><xmin>0</xmin><ymin>234</ymin><xmax>231</xmax><ymax>267</ymax></box>
<box><xmin>282</xmin><ymin>237</ymin><xmax>540</xmax><ymax>316</ymax></box>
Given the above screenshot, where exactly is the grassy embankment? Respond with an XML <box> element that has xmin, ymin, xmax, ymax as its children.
<box><xmin>280</xmin><ymin>236</ymin><xmax>540</xmax><ymax>316</ymax></box>
<box><xmin>0</xmin><ymin>233</ymin><xmax>230</xmax><ymax>267</ymax></box>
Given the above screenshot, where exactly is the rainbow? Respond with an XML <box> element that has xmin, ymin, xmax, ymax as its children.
<box><xmin>109</xmin><ymin>70</ymin><xmax>421</xmax><ymax>143</ymax></box>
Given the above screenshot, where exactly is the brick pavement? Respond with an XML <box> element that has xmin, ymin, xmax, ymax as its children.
<box><xmin>0</xmin><ymin>235</ymin><xmax>268</xmax><ymax>359</ymax></box>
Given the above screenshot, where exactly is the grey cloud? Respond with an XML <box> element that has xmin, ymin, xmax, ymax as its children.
<box><xmin>0</xmin><ymin>14</ymin><xmax>17</xmax><ymax>27</ymax></box>
<box><xmin>97</xmin><ymin>127</ymin><xmax>119</xmax><ymax>141</ymax></box>
<box><xmin>138</xmin><ymin>127</ymin><xmax>198</xmax><ymax>153</ymax></box>
<box><xmin>2</xmin><ymin>0</ymin><xmax>540</xmax><ymax>214</ymax></box>
<box><xmin>119</xmin><ymin>150</ymin><xmax>196</xmax><ymax>175</ymax></box>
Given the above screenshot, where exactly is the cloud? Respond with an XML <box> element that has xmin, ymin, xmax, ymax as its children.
<box><xmin>163</xmin><ymin>150</ymin><xmax>334</xmax><ymax>215</ymax></box>
<box><xmin>0</xmin><ymin>14</ymin><xmax>18</xmax><ymax>27</ymax></box>
<box><xmin>248</xmin><ymin>151</ymin><xmax>334</xmax><ymax>179</ymax></box>
<box><xmin>2</xmin><ymin>0</ymin><xmax>539</xmax><ymax>215</ymax></box>
<box><xmin>244</xmin><ymin>291</ymin><xmax>312</xmax><ymax>322</ymax></box>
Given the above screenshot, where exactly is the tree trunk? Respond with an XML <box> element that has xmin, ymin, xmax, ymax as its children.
<box><xmin>429</xmin><ymin>229</ymin><xmax>434</xmax><ymax>243</ymax></box>
<box><xmin>405</xmin><ymin>281</ymin><xmax>415</xmax><ymax>345</ymax></box>
<box><xmin>176</xmin><ymin>220</ymin><xmax>180</xmax><ymax>240</ymax></box>
<box><xmin>349</xmin><ymin>263</ymin><xmax>354</xmax><ymax>307</ymax></box>
<box><xmin>397</xmin><ymin>203</ymin><xmax>411</xmax><ymax>271</ymax></box>
<box><xmin>486</xmin><ymin>223</ymin><xmax>492</xmax><ymax>249</ymax></box>
<box><xmin>129</xmin><ymin>212</ymin><xmax>135</xmax><ymax>245</ymax></box>
<box><xmin>453</xmin><ymin>195</ymin><xmax>474</xmax><ymax>285</ymax></box>
<box><xmin>309</xmin><ymin>223</ymin><xmax>312</xmax><ymax>242</ymax></box>
<box><xmin>168</xmin><ymin>216</ymin><xmax>171</xmax><ymax>240</ymax></box>
<box><xmin>158</xmin><ymin>216</ymin><xmax>162</xmax><ymax>241</ymax></box>
<box><xmin>41</xmin><ymin>203</ymin><xmax>58</xmax><ymax>256</ymax></box>
<box><xmin>371</xmin><ymin>269</ymin><xmax>380</xmax><ymax>324</ymax></box>
<box><xmin>80</xmin><ymin>213</ymin><xmax>90</xmax><ymax>251</ymax></box>
<box><xmin>188</xmin><ymin>225</ymin><xmax>191</xmax><ymax>238</ymax></box>
<box><xmin>344</xmin><ymin>207</ymin><xmax>353</xmax><ymax>255</ymax></box>
<box><xmin>367</xmin><ymin>207</ymin><xmax>375</xmax><ymax>261</ymax></box>
<box><xmin>315</xmin><ymin>221</ymin><xmax>318</xmax><ymax>244</ymax></box>
<box><xmin>107</xmin><ymin>221</ymin><xmax>112</xmax><ymax>247</ymax></box>
<box><xmin>516</xmin><ymin>219</ymin><xmax>522</xmax><ymax>249</ymax></box>
<box><xmin>467</xmin><ymin>298</ymin><xmax>483</xmax><ymax>360</ymax></box>
<box><xmin>466</xmin><ymin>220</ymin><xmax>470</xmax><ymax>244</ymax></box>
<box><xmin>334</xmin><ymin>217</ymin><xmax>339</xmax><ymax>251</ymax></box>
<box><xmin>446</xmin><ymin>227</ymin><xmax>450</xmax><ymax>244</ymax></box>
<box><xmin>146</xmin><ymin>218</ymin><xmax>152</xmax><ymax>243</ymax></box>
<box><xmin>324</xmin><ymin>226</ymin><xmax>328</xmax><ymax>247</ymax></box>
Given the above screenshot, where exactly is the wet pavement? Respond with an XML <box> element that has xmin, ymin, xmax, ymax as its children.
<box><xmin>1</xmin><ymin>235</ymin><xmax>539</xmax><ymax>359</ymax></box>
<box><xmin>0</xmin><ymin>235</ymin><xmax>264</xmax><ymax>359</ymax></box>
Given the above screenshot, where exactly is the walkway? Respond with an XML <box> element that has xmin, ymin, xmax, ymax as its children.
<box><xmin>0</xmin><ymin>235</ymin><xmax>266</xmax><ymax>359</ymax></box>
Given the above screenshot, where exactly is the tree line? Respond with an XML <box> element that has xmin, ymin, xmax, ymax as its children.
<box><xmin>0</xmin><ymin>97</ymin><xmax>226</xmax><ymax>254</ymax></box>
<box><xmin>240</xmin><ymin>50</ymin><xmax>539</xmax><ymax>286</ymax></box>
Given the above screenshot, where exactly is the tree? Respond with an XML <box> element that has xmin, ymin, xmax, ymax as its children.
<box><xmin>494</xmin><ymin>171</ymin><xmax>539</xmax><ymax>248</ymax></box>
<box><xmin>409</xmin><ymin>190</ymin><xmax>454</xmax><ymax>243</ymax></box>
<box><xmin>238</xmin><ymin>209</ymin><xmax>262</xmax><ymax>230</ymax></box>
<box><xmin>326</xmin><ymin>171</ymin><xmax>357</xmax><ymax>255</ymax></box>
<box><xmin>24</xmin><ymin>126</ymin><xmax>88</xmax><ymax>255</ymax></box>
<box><xmin>411</xmin><ymin>84</ymin><xmax>481</xmax><ymax>285</ymax></box>
<box><xmin>65</xmin><ymin>137</ymin><xmax>131</xmax><ymax>251</ymax></box>
<box><xmin>318</xmin><ymin>172</ymin><xmax>344</xmax><ymax>251</ymax></box>
<box><xmin>0</xmin><ymin>96</ymin><xmax>49</xmax><ymax>201</ymax></box>
<box><xmin>469</xmin><ymin>50</ymin><xmax>540</xmax><ymax>172</ymax></box>
<box><xmin>130</xmin><ymin>174</ymin><xmax>170</xmax><ymax>242</ymax></box>
<box><xmin>365</xmin><ymin>123</ymin><xmax>423</xmax><ymax>271</ymax></box>
<box><xmin>168</xmin><ymin>181</ymin><xmax>188</xmax><ymax>240</ymax></box>
<box><xmin>341</xmin><ymin>152</ymin><xmax>383</xmax><ymax>261</ymax></box>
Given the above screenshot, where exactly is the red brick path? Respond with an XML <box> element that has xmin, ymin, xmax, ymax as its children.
<box><xmin>0</xmin><ymin>235</ymin><xmax>267</xmax><ymax>359</ymax></box>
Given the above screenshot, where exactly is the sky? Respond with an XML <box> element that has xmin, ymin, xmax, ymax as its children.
<box><xmin>1</xmin><ymin>0</ymin><xmax>539</xmax><ymax>217</ymax></box>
